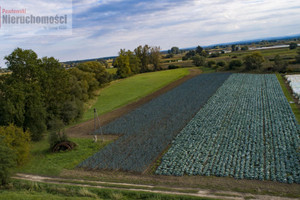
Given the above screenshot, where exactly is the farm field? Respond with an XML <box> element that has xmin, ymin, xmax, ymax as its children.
<box><xmin>78</xmin><ymin>73</ymin><xmax>231</xmax><ymax>172</ymax></box>
<box><xmin>156</xmin><ymin>74</ymin><xmax>300</xmax><ymax>183</ymax></box>
<box><xmin>80</xmin><ymin>68</ymin><xmax>190</xmax><ymax>122</ymax></box>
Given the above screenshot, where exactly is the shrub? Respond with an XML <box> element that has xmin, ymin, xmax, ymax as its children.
<box><xmin>244</xmin><ymin>52</ymin><xmax>264</xmax><ymax>71</ymax></box>
<box><xmin>0</xmin><ymin>136</ymin><xmax>16</xmax><ymax>185</ymax></box>
<box><xmin>228</xmin><ymin>59</ymin><xmax>243</xmax><ymax>70</ymax></box>
<box><xmin>48</xmin><ymin>119</ymin><xmax>76</xmax><ymax>152</ymax></box>
<box><xmin>192</xmin><ymin>55</ymin><xmax>206</xmax><ymax>66</ymax></box>
<box><xmin>0</xmin><ymin>124</ymin><xmax>30</xmax><ymax>165</ymax></box>
<box><xmin>168</xmin><ymin>65</ymin><xmax>179</xmax><ymax>69</ymax></box>
<box><xmin>206</xmin><ymin>60</ymin><xmax>216</xmax><ymax>68</ymax></box>
<box><xmin>217</xmin><ymin>61</ymin><xmax>226</xmax><ymax>67</ymax></box>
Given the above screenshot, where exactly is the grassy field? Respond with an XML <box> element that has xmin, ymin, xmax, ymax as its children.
<box><xmin>0</xmin><ymin>180</ymin><xmax>215</xmax><ymax>200</ymax></box>
<box><xmin>16</xmin><ymin>138</ymin><xmax>111</xmax><ymax>176</ymax></box>
<box><xmin>276</xmin><ymin>73</ymin><xmax>300</xmax><ymax>123</ymax></box>
<box><xmin>80</xmin><ymin>68</ymin><xmax>190</xmax><ymax>122</ymax></box>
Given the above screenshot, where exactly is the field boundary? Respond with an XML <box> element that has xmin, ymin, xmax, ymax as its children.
<box><xmin>13</xmin><ymin>173</ymin><xmax>296</xmax><ymax>200</ymax></box>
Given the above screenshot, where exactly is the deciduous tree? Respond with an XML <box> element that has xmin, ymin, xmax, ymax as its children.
<box><xmin>244</xmin><ymin>52</ymin><xmax>264</xmax><ymax>71</ymax></box>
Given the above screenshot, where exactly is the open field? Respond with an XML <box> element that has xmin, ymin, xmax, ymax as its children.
<box><xmin>80</xmin><ymin>68</ymin><xmax>190</xmax><ymax>123</ymax></box>
<box><xmin>78</xmin><ymin>73</ymin><xmax>231</xmax><ymax>172</ymax></box>
<box><xmin>11</xmin><ymin>70</ymin><xmax>300</xmax><ymax>199</ymax></box>
<box><xmin>157</xmin><ymin>74</ymin><xmax>299</xmax><ymax>183</ymax></box>
<box><xmin>16</xmin><ymin>138</ymin><xmax>112</xmax><ymax>176</ymax></box>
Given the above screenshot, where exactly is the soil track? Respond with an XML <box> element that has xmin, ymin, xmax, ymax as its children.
<box><xmin>14</xmin><ymin>173</ymin><xmax>297</xmax><ymax>200</ymax></box>
<box><xmin>66</xmin><ymin>68</ymin><xmax>202</xmax><ymax>138</ymax></box>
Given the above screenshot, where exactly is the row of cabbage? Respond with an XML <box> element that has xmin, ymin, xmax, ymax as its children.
<box><xmin>78</xmin><ymin>73</ymin><xmax>231</xmax><ymax>172</ymax></box>
<box><xmin>156</xmin><ymin>74</ymin><xmax>300</xmax><ymax>183</ymax></box>
<box><xmin>286</xmin><ymin>74</ymin><xmax>300</xmax><ymax>101</ymax></box>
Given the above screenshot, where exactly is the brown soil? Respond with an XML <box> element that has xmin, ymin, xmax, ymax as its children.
<box><xmin>66</xmin><ymin>68</ymin><xmax>202</xmax><ymax>138</ymax></box>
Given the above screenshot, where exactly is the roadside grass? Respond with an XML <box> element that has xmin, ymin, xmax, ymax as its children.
<box><xmin>60</xmin><ymin>169</ymin><xmax>300</xmax><ymax>199</ymax></box>
<box><xmin>16</xmin><ymin>138</ymin><xmax>111</xmax><ymax>176</ymax></box>
<box><xmin>80</xmin><ymin>68</ymin><xmax>190</xmax><ymax>122</ymax></box>
<box><xmin>276</xmin><ymin>73</ymin><xmax>300</xmax><ymax>123</ymax></box>
<box><xmin>1</xmin><ymin>180</ymin><xmax>217</xmax><ymax>200</ymax></box>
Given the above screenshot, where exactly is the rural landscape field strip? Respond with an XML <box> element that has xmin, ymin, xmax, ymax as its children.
<box><xmin>156</xmin><ymin>74</ymin><xmax>300</xmax><ymax>183</ymax></box>
<box><xmin>78</xmin><ymin>73</ymin><xmax>231</xmax><ymax>172</ymax></box>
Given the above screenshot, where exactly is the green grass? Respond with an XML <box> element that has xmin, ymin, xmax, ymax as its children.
<box><xmin>80</xmin><ymin>68</ymin><xmax>190</xmax><ymax>122</ymax></box>
<box><xmin>0</xmin><ymin>180</ymin><xmax>217</xmax><ymax>200</ymax></box>
<box><xmin>16</xmin><ymin>138</ymin><xmax>111</xmax><ymax>176</ymax></box>
<box><xmin>276</xmin><ymin>73</ymin><xmax>300</xmax><ymax>123</ymax></box>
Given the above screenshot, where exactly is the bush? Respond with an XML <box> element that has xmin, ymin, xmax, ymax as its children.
<box><xmin>228</xmin><ymin>59</ymin><xmax>243</xmax><ymax>70</ymax></box>
<box><xmin>0</xmin><ymin>136</ymin><xmax>16</xmax><ymax>185</ymax></box>
<box><xmin>0</xmin><ymin>124</ymin><xmax>30</xmax><ymax>165</ymax></box>
<box><xmin>206</xmin><ymin>60</ymin><xmax>216</xmax><ymax>68</ymax></box>
<box><xmin>168</xmin><ymin>65</ymin><xmax>179</xmax><ymax>69</ymax></box>
<box><xmin>217</xmin><ymin>61</ymin><xmax>226</xmax><ymax>67</ymax></box>
<box><xmin>289</xmin><ymin>42</ymin><xmax>298</xmax><ymax>50</ymax></box>
<box><xmin>192</xmin><ymin>55</ymin><xmax>206</xmax><ymax>66</ymax></box>
<box><xmin>244</xmin><ymin>52</ymin><xmax>264</xmax><ymax>71</ymax></box>
<box><xmin>48</xmin><ymin>119</ymin><xmax>75</xmax><ymax>152</ymax></box>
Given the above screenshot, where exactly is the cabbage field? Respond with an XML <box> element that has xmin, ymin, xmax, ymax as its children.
<box><xmin>78</xmin><ymin>73</ymin><xmax>231</xmax><ymax>172</ymax></box>
<box><xmin>156</xmin><ymin>74</ymin><xmax>300</xmax><ymax>183</ymax></box>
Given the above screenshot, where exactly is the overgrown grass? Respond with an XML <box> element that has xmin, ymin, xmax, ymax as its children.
<box><xmin>80</xmin><ymin>68</ymin><xmax>190</xmax><ymax>122</ymax></box>
<box><xmin>276</xmin><ymin>73</ymin><xmax>300</xmax><ymax>123</ymax></box>
<box><xmin>16</xmin><ymin>138</ymin><xmax>111</xmax><ymax>176</ymax></box>
<box><xmin>0</xmin><ymin>180</ymin><xmax>217</xmax><ymax>200</ymax></box>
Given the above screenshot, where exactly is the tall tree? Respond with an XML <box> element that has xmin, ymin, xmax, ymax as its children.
<box><xmin>3</xmin><ymin>48</ymin><xmax>47</xmax><ymax>141</ymax></box>
<box><xmin>196</xmin><ymin>46</ymin><xmax>203</xmax><ymax>55</ymax></box>
<box><xmin>115</xmin><ymin>49</ymin><xmax>132</xmax><ymax>78</ymax></box>
<box><xmin>127</xmin><ymin>50</ymin><xmax>141</xmax><ymax>74</ymax></box>
<box><xmin>170</xmin><ymin>47</ymin><xmax>180</xmax><ymax>54</ymax></box>
<box><xmin>150</xmin><ymin>46</ymin><xmax>161</xmax><ymax>71</ymax></box>
<box><xmin>289</xmin><ymin>42</ymin><xmax>298</xmax><ymax>50</ymax></box>
<box><xmin>77</xmin><ymin>61</ymin><xmax>111</xmax><ymax>87</ymax></box>
<box><xmin>135</xmin><ymin>45</ymin><xmax>150</xmax><ymax>72</ymax></box>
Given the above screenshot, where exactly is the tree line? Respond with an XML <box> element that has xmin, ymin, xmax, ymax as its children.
<box><xmin>113</xmin><ymin>45</ymin><xmax>161</xmax><ymax>78</ymax></box>
<box><xmin>0</xmin><ymin>48</ymin><xmax>112</xmax><ymax>142</ymax></box>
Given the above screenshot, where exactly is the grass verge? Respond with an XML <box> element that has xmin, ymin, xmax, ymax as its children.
<box><xmin>16</xmin><ymin>138</ymin><xmax>111</xmax><ymax>176</ymax></box>
<box><xmin>0</xmin><ymin>180</ymin><xmax>217</xmax><ymax>200</ymax></box>
<box><xmin>80</xmin><ymin>68</ymin><xmax>190</xmax><ymax>122</ymax></box>
<box><xmin>276</xmin><ymin>73</ymin><xmax>300</xmax><ymax>123</ymax></box>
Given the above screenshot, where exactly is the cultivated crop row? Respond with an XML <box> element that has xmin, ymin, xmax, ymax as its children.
<box><xmin>156</xmin><ymin>74</ymin><xmax>300</xmax><ymax>183</ymax></box>
<box><xmin>78</xmin><ymin>73</ymin><xmax>231</xmax><ymax>172</ymax></box>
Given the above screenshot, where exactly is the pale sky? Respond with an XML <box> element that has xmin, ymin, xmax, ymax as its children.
<box><xmin>0</xmin><ymin>0</ymin><xmax>300</xmax><ymax>67</ymax></box>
